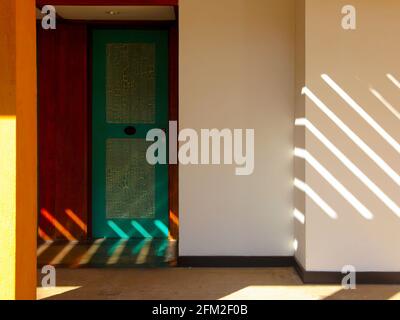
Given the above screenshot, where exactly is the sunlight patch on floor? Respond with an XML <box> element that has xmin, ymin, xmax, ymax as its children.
<box><xmin>37</xmin><ymin>286</ymin><xmax>81</xmax><ymax>300</ymax></box>
<box><xmin>220</xmin><ymin>285</ymin><xmax>400</xmax><ymax>300</ymax></box>
<box><xmin>219</xmin><ymin>285</ymin><xmax>342</xmax><ymax>300</ymax></box>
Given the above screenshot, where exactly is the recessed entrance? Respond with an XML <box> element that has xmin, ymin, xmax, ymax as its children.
<box><xmin>36</xmin><ymin>3</ymin><xmax>178</xmax><ymax>267</ymax></box>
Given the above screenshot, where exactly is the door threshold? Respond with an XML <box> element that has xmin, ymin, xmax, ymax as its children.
<box><xmin>37</xmin><ymin>239</ymin><xmax>177</xmax><ymax>268</ymax></box>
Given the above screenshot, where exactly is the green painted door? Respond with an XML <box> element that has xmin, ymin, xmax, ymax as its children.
<box><xmin>92</xmin><ymin>29</ymin><xmax>169</xmax><ymax>239</ymax></box>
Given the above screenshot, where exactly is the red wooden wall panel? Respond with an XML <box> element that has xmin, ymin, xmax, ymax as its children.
<box><xmin>38</xmin><ymin>23</ymin><xmax>88</xmax><ymax>240</ymax></box>
<box><xmin>168</xmin><ymin>24</ymin><xmax>179</xmax><ymax>240</ymax></box>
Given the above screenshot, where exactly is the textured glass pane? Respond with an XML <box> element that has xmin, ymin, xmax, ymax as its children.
<box><xmin>106</xmin><ymin>43</ymin><xmax>156</xmax><ymax>124</ymax></box>
<box><xmin>106</xmin><ymin>139</ymin><xmax>155</xmax><ymax>219</ymax></box>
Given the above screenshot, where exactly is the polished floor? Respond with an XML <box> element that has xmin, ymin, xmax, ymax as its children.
<box><xmin>37</xmin><ymin>267</ymin><xmax>400</xmax><ymax>300</ymax></box>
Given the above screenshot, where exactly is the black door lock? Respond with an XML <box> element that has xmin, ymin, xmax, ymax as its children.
<box><xmin>124</xmin><ymin>126</ymin><xmax>136</xmax><ymax>136</ymax></box>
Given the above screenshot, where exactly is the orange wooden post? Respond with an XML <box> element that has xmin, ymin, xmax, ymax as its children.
<box><xmin>0</xmin><ymin>0</ymin><xmax>37</xmax><ymax>300</ymax></box>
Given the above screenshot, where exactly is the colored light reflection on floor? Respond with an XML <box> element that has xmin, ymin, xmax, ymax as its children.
<box><xmin>37</xmin><ymin>239</ymin><xmax>177</xmax><ymax>268</ymax></box>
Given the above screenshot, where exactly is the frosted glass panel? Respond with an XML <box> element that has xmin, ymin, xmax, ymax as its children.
<box><xmin>106</xmin><ymin>43</ymin><xmax>156</xmax><ymax>123</ymax></box>
<box><xmin>106</xmin><ymin>139</ymin><xmax>155</xmax><ymax>219</ymax></box>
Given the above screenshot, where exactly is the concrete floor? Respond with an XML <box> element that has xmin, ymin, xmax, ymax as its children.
<box><xmin>37</xmin><ymin>267</ymin><xmax>400</xmax><ymax>300</ymax></box>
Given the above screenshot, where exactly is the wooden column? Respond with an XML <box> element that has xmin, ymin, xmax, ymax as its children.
<box><xmin>0</xmin><ymin>0</ymin><xmax>37</xmax><ymax>300</ymax></box>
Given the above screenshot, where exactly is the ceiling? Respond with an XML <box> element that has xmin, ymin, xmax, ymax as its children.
<box><xmin>37</xmin><ymin>5</ymin><xmax>176</xmax><ymax>21</ymax></box>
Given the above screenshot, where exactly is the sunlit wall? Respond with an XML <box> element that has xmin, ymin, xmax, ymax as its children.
<box><xmin>296</xmin><ymin>0</ymin><xmax>400</xmax><ymax>271</ymax></box>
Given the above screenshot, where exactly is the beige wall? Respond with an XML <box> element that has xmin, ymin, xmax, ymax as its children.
<box><xmin>294</xmin><ymin>0</ymin><xmax>306</xmax><ymax>267</ymax></box>
<box><xmin>300</xmin><ymin>0</ymin><xmax>400</xmax><ymax>271</ymax></box>
<box><xmin>180</xmin><ymin>0</ymin><xmax>400</xmax><ymax>272</ymax></box>
<box><xmin>179</xmin><ymin>0</ymin><xmax>296</xmax><ymax>256</ymax></box>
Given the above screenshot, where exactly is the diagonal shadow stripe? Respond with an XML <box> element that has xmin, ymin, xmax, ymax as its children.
<box><xmin>387</xmin><ymin>74</ymin><xmax>400</xmax><ymax>90</ymax></box>
<box><xmin>293</xmin><ymin>208</ymin><xmax>305</xmax><ymax>224</ymax></box>
<box><xmin>294</xmin><ymin>178</ymin><xmax>337</xmax><ymax>220</ymax></box>
<box><xmin>296</xmin><ymin>118</ymin><xmax>400</xmax><ymax>218</ymax></box>
<box><xmin>370</xmin><ymin>88</ymin><xmax>400</xmax><ymax>121</ymax></box>
<box><xmin>322</xmin><ymin>74</ymin><xmax>400</xmax><ymax>154</ymax></box>
<box><xmin>41</xmin><ymin>209</ymin><xmax>77</xmax><ymax>241</ymax></box>
<box><xmin>302</xmin><ymin>87</ymin><xmax>400</xmax><ymax>187</ymax></box>
<box><xmin>295</xmin><ymin>148</ymin><xmax>373</xmax><ymax>220</ymax></box>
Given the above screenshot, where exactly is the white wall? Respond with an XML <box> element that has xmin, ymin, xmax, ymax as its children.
<box><xmin>294</xmin><ymin>0</ymin><xmax>306</xmax><ymax>267</ymax></box>
<box><xmin>179</xmin><ymin>0</ymin><xmax>296</xmax><ymax>256</ymax></box>
<box><xmin>301</xmin><ymin>0</ymin><xmax>400</xmax><ymax>271</ymax></box>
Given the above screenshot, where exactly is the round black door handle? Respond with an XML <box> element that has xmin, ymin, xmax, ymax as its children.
<box><xmin>124</xmin><ymin>126</ymin><xmax>136</xmax><ymax>136</ymax></box>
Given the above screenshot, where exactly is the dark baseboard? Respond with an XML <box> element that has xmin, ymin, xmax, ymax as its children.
<box><xmin>294</xmin><ymin>258</ymin><xmax>400</xmax><ymax>284</ymax></box>
<box><xmin>178</xmin><ymin>256</ymin><xmax>294</xmax><ymax>268</ymax></box>
<box><xmin>179</xmin><ymin>256</ymin><xmax>400</xmax><ymax>284</ymax></box>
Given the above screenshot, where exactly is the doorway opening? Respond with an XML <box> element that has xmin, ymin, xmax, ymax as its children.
<box><xmin>36</xmin><ymin>3</ymin><xmax>179</xmax><ymax>268</ymax></box>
